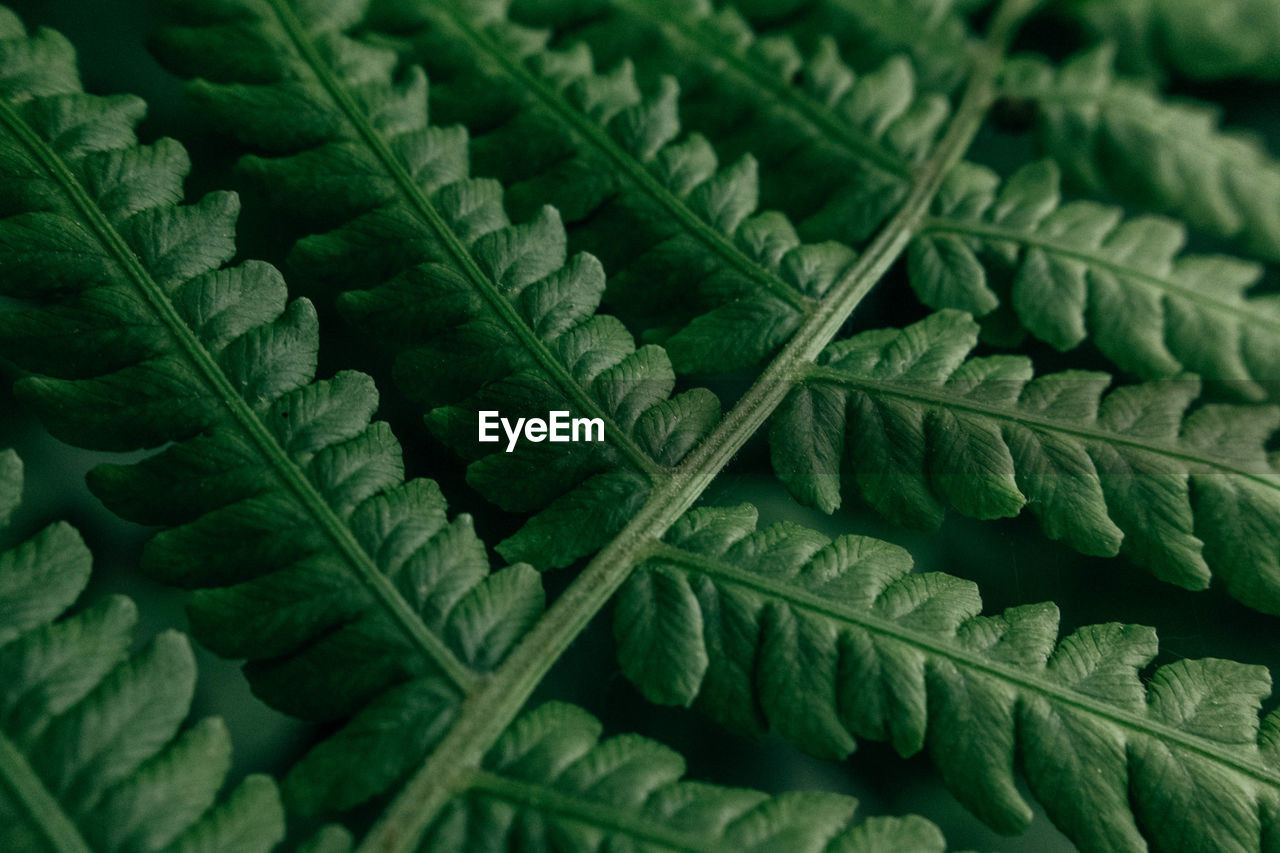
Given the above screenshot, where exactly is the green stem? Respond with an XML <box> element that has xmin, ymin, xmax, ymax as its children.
<box><xmin>357</xmin><ymin>2</ymin><xmax>1032</xmax><ymax>849</ymax></box>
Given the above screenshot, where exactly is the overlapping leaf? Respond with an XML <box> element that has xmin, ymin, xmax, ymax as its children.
<box><xmin>427</xmin><ymin>701</ymin><xmax>947</xmax><ymax>853</ymax></box>
<box><xmin>0</xmin><ymin>448</ymin><xmax>286</xmax><ymax>853</ymax></box>
<box><xmin>152</xmin><ymin>0</ymin><xmax>723</xmax><ymax>570</ymax></box>
<box><xmin>617</xmin><ymin>501</ymin><xmax>1280</xmax><ymax>850</ymax></box>
<box><xmin>0</xmin><ymin>10</ymin><xmax>540</xmax><ymax>815</ymax></box>
<box><xmin>910</xmin><ymin>159</ymin><xmax>1280</xmax><ymax>401</ymax></box>
<box><xmin>508</xmin><ymin>0</ymin><xmax>947</xmax><ymax>246</ymax></box>
<box><xmin>771</xmin><ymin>310</ymin><xmax>1280</xmax><ymax>614</ymax></box>
<box><xmin>1001</xmin><ymin>46</ymin><xmax>1280</xmax><ymax>263</ymax></box>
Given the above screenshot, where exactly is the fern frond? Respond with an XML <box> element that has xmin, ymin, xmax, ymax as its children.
<box><xmin>182</xmin><ymin>1</ymin><xmax>1036</xmax><ymax>846</ymax></box>
<box><xmin>429</xmin><ymin>701</ymin><xmax>947</xmax><ymax>852</ymax></box>
<box><xmin>0</xmin><ymin>10</ymin><xmax>540</xmax><ymax>815</ymax></box>
<box><xmin>508</xmin><ymin>0</ymin><xmax>947</xmax><ymax>245</ymax></box>
<box><xmin>153</xmin><ymin>0</ymin><xmax>868</xmax><ymax>378</ymax></box>
<box><xmin>1001</xmin><ymin>46</ymin><xmax>1280</xmax><ymax>263</ymax></box>
<box><xmin>150</xmin><ymin>0</ymin><xmax>728</xmax><ymax>572</ymax></box>
<box><xmin>911</xmin><ymin>159</ymin><xmax>1280</xmax><ymax>401</ymax></box>
<box><xmin>383</xmin><ymin>0</ymin><xmax>858</xmax><ymax>374</ymax></box>
<box><xmin>771</xmin><ymin>309</ymin><xmax>1280</xmax><ymax>614</ymax></box>
<box><xmin>618</xmin><ymin>500</ymin><xmax>1280</xmax><ymax>850</ymax></box>
<box><xmin>1059</xmin><ymin>0</ymin><xmax>1280</xmax><ymax>81</ymax></box>
<box><xmin>0</xmin><ymin>448</ymin><xmax>286</xmax><ymax>853</ymax></box>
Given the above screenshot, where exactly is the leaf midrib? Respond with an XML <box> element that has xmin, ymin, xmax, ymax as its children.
<box><xmin>358</xmin><ymin>0</ymin><xmax>1036</xmax><ymax>846</ymax></box>
<box><xmin>412</xmin><ymin>0</ymin><xmax>814</xmax><ymax>313</ymax></box>
<box><xmin>263</xmin><ymin>0</ymin><xmax>664</xmax><ymax>482</ymax></box>
<box><xmin>802</xmin><ymin>367</ymin><xmax>1280</xmax><ymax>490</ymax></box>
<box><xmin>922</xmin><ymin>216</ymin><xmax>1280</xmax><ymax>334</ymax></box>
<box><xmin>0</xmin><ymin>95</ymin><xmax>475</xmax><ymax>691</ymax></box>
<box><xmin>606</xmin><ymin>0</ymin><xmax>915</xmax><ymax>177</ymax></box>
<box><xmin>466</xmin><ymin>769</ymin><xmax>717</xmax><ymax>853</ymax></box>
<box><xmin>646</xmin><ymin>542</ymin><xmax>1280</xmax><ymax>791</ymax></box>
<box><xmin>0</xmin><ymin>732</ymin><xmax>91</xmax><ymax>853</ymax></box>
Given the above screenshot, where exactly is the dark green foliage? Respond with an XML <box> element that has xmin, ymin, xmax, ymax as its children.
<box><xmin>617</xmin><ymin>502</ymin><xmax>1280</xmax><ymax>851</ymax></box>
<box><xmin>0</xmin><ymin>9</ymin><xmax>541</xmax><ymax>815</ymax></box>
<box><xmin>1060</xmin><ymin>0</ymin><xmax>1280</xmax><ymax>81</ymax></box>
<box><xmin>152</xmin><ymin>0</ymin><xmax>723</xmax><ymax>570</ymax></box>
<box><xmin>910</xmin><ymin>160</ymin><xmax>1280</xmax><ymax>400</ymax></box>
<box><xmin>1001</xmin><ymin>47</ymin><xmax>1280</xmax><ymax>264</ymax></box>
<box><xmin>4</xmin><ymin>0</ymin><xmax>1280</xmax><ymax>851</ymax></box>
<box><xmin>772</xmin><ymin>310</ymin><xmax>1280</xmax><ymax>613</ymax></box>
<box><xmin>509</xmin><ymin>0</ymin><xmax>945</xmax><ymax>245</ymax></box>
<box><xmin>429</xmin><ymin>701</ymin><xmax>947</xmax><ymax>852</ymax></box>
<box><xmin>0</xmin><ymin>449</ymin><xmax>286</xmax><ymax>853</ymax></box>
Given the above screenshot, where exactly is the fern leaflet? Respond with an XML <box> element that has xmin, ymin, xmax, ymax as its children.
<box><xmin>771</xmin><ymin>309</ymin><xmax>1280</xmax><ymax>614</ymax></box>
<box><xmin>910</xmin><ymin>159</ymin><xmax>1280</xmax><ymax>401</ymax></box>
<box><xmin>505</xmin><ymin>0</ymin><xmax>945</xmax><ymax>246</ymax></box>
<box><xmin>723</xmin><ymin>0</ymin><xmax>973</xmax><ymax>92</ymax></box>
<box><xmin>617</xmin><ymin>501</ymin><xmax>1280</xmax><ymax>851</ymax></box>
<box><xmin>0</xmin><ymin>12</ymin><xmax>542</xmax><ymax>815</ymax></box>
<box><xmin>1001</xmin><ymin>46</ymin><xmax>1280</xmax><ymax>264</ymax></box>
<box><xmin>431</xmin><ymin>702</ymin><xmax>946</xmax><ymax>852</ymax></box>
<box><xmin>1059</xmin><ymin>0</ymin><xmax>1280</xmax><ymax>81</ymax></box>
<box><xmin>0</xmin><ymin>448</ymin><xmax>286</xmax><ymax>853</ymax></box>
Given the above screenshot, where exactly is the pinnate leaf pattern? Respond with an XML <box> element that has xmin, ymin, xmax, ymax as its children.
<box><xmin>1002</xmin><ymin>46</ymin><xmax>1280</xmax><ymax>264</ymax></box>
<box><xmin>427</xmin><ymin>701</ymin><xmax>947</xmax><ymax>853</ymax></box>
<box><xmin>772</xmin><ymin>310</ymin><xmax>1280</xmax><ymax>614</ymax></box>
<box><xmin>1060</xmin><ymin>0</ymin><xmax>1280</xmax><ymax>81</ymax></box>
<box><xmin>0</xmin><ymin>449</ymin><xmax>286</xmax><ymax>853</ymax></box>
<box><xmin>618</xmin><ymin>502</ymin><xmax>1280</xmax><ymax>851</ymax></box>
<box><xmin>153</xmin><ymin>0</ymin><xmax>723</xmax><ymax>571</ymax></box>
<box><xmin>4</xmin><ymin>1</ymin><xmax>1280</xmax><ymax>852</ymax></box>
<box><xmin>910</xmin><ymin>159</ymin><xmax>1280</xmax><ymax>401</ymax></box>
<box><xmin>0</xmin><ymin>11</ymin><xmax>540</xmax><ymax>816</ymax></box>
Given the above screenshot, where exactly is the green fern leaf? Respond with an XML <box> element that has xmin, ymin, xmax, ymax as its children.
<box><xmin>1060</xmin><ymin>0</ymin><xmax>1280</xmax><ymax>80</ymax></box>
<box><xmin>502</xmin><ymin>0</ymin><xmax>948</xmax><ymax>246</ymax></box>
<box><xmin>427</xmin><ymin>701</ymin><xmax>947</xmax><ymax>852</ymax></box>
<box><xmin>0</xmin><ymin>12</ymin><xmax>540</xmax><ymax>815</ymax></box>
<box><xmin>0</xmin><ymin>448</ymin><xmax>286</xmax><ymax>853</ymax></box>
<box><xmin>771</xmin><ymin>309</ymin><xmax>1280</xmax><ymax>614</ymax></box>
<box><xmin>1001</xmin><ymin>46</ymin><xmax>1280</xmax><ymax>263</ymax></box>
<box><xmin>910</xmin><ymin>158</ymin><xmax>1280</xmax><ymax>401</ymax></box>
<box><xmin>153</xmin><ymin>0</ymin><xmax>866</xmax><ymax>378</ymax></box>
<box><xmin>150</xmin><ymin>0</ymin><xmax>728</xmax><ymax>569</ymax></box>
<box><xmin>724</xmin><ymin>0</ymin><xmax>972</xmax><ymax>92</ymax></box>
<box><xmin>617</xmin><ymin>501</ymin><xmax>1280</xmax><ymax>850</ymax></box>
